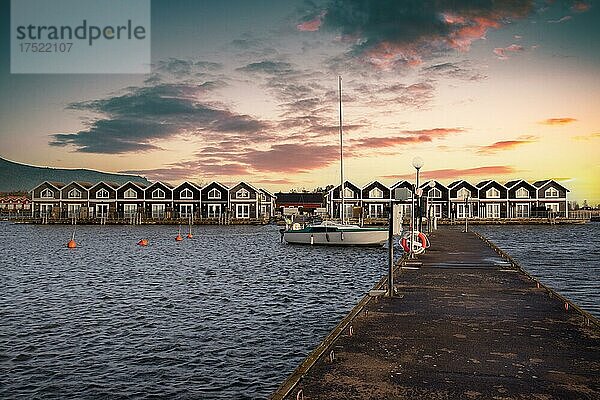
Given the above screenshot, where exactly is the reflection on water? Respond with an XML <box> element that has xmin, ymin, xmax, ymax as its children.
<box><xmin>0</xmin><ymin>223</ymin><xmax>387</xmax><ymax>398</ymax></box>
<box><xmin>476</xmin><ymin>223</ymin><xmax>600</xmax><ymax>317</ymax></box>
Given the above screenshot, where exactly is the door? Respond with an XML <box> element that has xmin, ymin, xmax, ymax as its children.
<box><xmin>369</xmin><ymin>203</ymin><xmax>383</xmax><ymax>218</ymax></box>
<box><xmin>68</xmin><ymin>204</ymin><xmax>81</xmax><ymax>218</ymax></box>
<box><xmin>515</xmin><ymin>203</ymin><xmax>529</xmax><ymax>218</ymax></box>
<box><xmin>432</xmin><ymin>204</ymin><xmax>443</xmax><ymax>218</ymax></box>
<box><xmin>236</xmin><ymin>204</ymin><xmax>250</xmax><ymax>218</ymax></box>
<box><xmin>40</xmin><ymin>203</ymin><xmax>53</xmax><ymax>217</ymax></box>
<box><xmin>456</xmin><ymin>203</ymin><xmax>471</xmax><ymax>218</ymax></box>
<box><xmin>124</xmin><ymin>204</ymin><xmax>137</xmax><ymax>218</ymax></box>
<box><xmin>342</xmin><ymin>203</ymin><xmax>353</xmax><ymax>219</ymax></box>
<box><xmin>208</xmin><ymin>204</ymin><xmax>221</xmax><ymax>218</ymax></box>
<box><xmin>96</xmin><ymin>204</ymin><xmax>109</xmax><ymax>218</ymax></box>
<box><xmin>152</xmin><ymin>204</ymin><xmax>165</xmax><ymax>219</ymax></box>
<box><xmin>486</xmin><ymin>204</ymin><xmax>500</xmax><ymax>218</ymax></box>
<box><xmin>180</xmin><ymin>204</ymin><xmax>193</xmax><ymax>218</ymax></box>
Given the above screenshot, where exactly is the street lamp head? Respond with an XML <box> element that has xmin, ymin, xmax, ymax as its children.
<box><xmin>412</xmin><ymin>156</ymin><xmax>424</xmax><ymax>170</ymax></box>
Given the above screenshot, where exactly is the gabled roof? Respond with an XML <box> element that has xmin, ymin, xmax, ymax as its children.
<box><xmin>419</xmin><ymin>180</ymin><xmax>448</xmax><ymax>189</ymax></box>
<box><xmin>231</xmin><ymin>181</ymin><xmax>261</xmax><ymax>193</ymax></box>
<box><xmin>203</xmin><ymin>181</ymin><xmax>229</xmax><ymax>191</ymax></box>
<box><xmin>533</xmin><ymin>179</ymin><xmax>570</xmax><ymax>192</ymax></box>
<box><xmin>259</xmin><ymin>188</ymin><xmax>275</xmax><ymax>198</ymax></box>
<box><xmin>476</xmin><ymin>180</ymin><xmax>491</xmax><ymax>188</ymax></box>
<box><xmin>505</xmin><ymin>179</ymin><xmax>535</xmax><ymax>189</ymax></box>
<box><xmin>89</xmin><ymin>181</ymin><xmax>120</xmax><ymax>190</ymax></box>
<box><xmin>173</xmin><ymin>181</ymin><xmax>201</xmax><ymax>191</ymax></box>
<box><xmin>476</xmin><ymin>179</ymin><xmax>506</xmax><ymax>190</ymax></box>
<box><xmin>145</xmin><ymin>181</ymin><xmax>174</xmax><ymax>191</ymax></box>
<box><xmin>63</xmin><ymin>181</ymin><xmax>93</xmax><ymax>190</ymax></box>
<box><xmin>362</xmin><ymin>180</ymin><xmax>389</xmax><ymax>190</ymax></box>
<box><xmin>448</xmin><ymin>180</ymin><xmax>462</xmax><ymax>189</ymax></box>
<box><xmin>30</xmin><ymin>181</ymin><xmax>65</xmax><ymax>193</ymax></box>
<box><xmin>390</xmin><ymin>180</ymin><xmax>412</xmax><ymax>189</ymax></box>
<box><xmin>328</xmin><ymin>180</ymin><xmax>361</xmax><ymax>193</ymax></box>
<box><xmin>118</xmin><ymin>181</ymin><xmax>147</xmax><ymax>190</ymax></box>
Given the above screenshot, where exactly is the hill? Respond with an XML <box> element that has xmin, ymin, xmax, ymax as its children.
<box><xmin>0</xmin><ymin>157</ymin><xmax>150</xmax><ymax>192</ymax></box>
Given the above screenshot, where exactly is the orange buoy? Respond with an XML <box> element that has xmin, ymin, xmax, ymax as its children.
<box><xmin>175</xmin><ymin>234</ymin><xmax>183</xmax><ymax>241</ymax></box>
<box><xmin>67</xmin><ymin>239</ymin><xmax>76</xmax><ymax>248</ymax></box>
<box><xmin>186</xmin><ymin>233</ymin><xmax>193</xmax><ymax>239</ymax></box>
<box><xmin>137</xmin><ymin>239</ymin><xmax>149</xmax><ymax>246</ymax></box>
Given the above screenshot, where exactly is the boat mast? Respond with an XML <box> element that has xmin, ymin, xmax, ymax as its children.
<box><xmin>339</xmin><ymin>75</ymin><xmax>345</xmax><ymax>224</ymax></box>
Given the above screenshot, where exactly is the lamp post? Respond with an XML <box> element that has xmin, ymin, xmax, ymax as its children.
<box><xmin>427</xmin><ymin>180</ymin><xmax>435</xmax><ymax>234</ymax></box>
<box><xmin>410</xmin><ymin>157</ymin><xmax>424</xmax><ymax>258</ymax></box>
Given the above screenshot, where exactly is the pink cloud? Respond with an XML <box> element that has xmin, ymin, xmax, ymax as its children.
<box><xmin>493</xmin><ymin>44</ymin><xmax>525</xmax><ymax>60</ymax></box>
<box><xmin>296</xmin><ymin>13</ymin><xmax>324</xmax><ymax>32</ymax></box>
<box><xmin>571</xmin><ymin>2</ymin><xmax>590</xmax><ymax>12</ymax></box>
<box><xmin>241</xmin><ymin>143</ymin><xmax>339</xmax><ymax>173</ymax></box>
<box><xmin>350</xmin><ymin>128</ymin><xmax>464</xmax><ymax>151</ymax></box>
<box><xmin>477</xmin><ymin>139</ymin><xmax>535</xmax><ymax>154</ymax></box>
<box><xmin>383</xmin><ymin>166</ymin><xmax>518</xmax><ymax>180</ymax></box>
<box><xmin>539</xmin><ymin>117</ymin><xmax>577</xmax><ymax>126</ymax></box>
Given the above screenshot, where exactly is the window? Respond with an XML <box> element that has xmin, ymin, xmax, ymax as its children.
<box><xmin>152</xmin><ymin>204</ymin><xmax>165</xmax><ymax>218</ymax></box>
<box><xmin>369</xmin><ymin>203</ymin><xmax>383</xmax><ymax>218</ymax></box>
<box><xmin>40</xmin><ymin>188</ymin><xmax>54</xmax><ymax>199</ymax></box>
<box><xmin>456</xmin><ymin>203</ymin><xmax>471</xmax><ymax>218</ymax></box>
<box><xmin>486</xmin><ymin>187</ymin><xmax>500</xmax><ymax>198</ymax></box>
<box><xmin>208</xmin><ymin>204</ymin><xmax>221</xmax><ymax>218</ymax></box>
<box><xmin>67</xmin><ymin>204</ymin><xmax>81</xmax><ymax>218</ymax></box>
<box><xmin>486</xmin><ymin>204</ymin><xmax>500</xmax><ymax>218</ymax></box>
<box><xmin>97</xmin><ymin>188</ymin><xmax>110</xmax><ymax>199</ymax></box>
<box><xmin>236</xmin><ymin>188</ymin><xmax>250</xmax><ymax>199</ymax></box>
<box><xmin>369</xmin><ymin>187</ymin><xmax>383</xmax><ymax>198</ymax></box>
<box><xmin>516</xmin><ymin>187</ymin><xmax>529</xmax><ymax>199</ymax></box>
<box><xmin>180</xmin><ymin>204</ymin><xmax>193</xmax><ymax>218</ymax></box>
<box><xmin>546</xmin><ymin>203</ymin><xmax>560</xmax><ymax>214</ymax></box>
<box><xmin>515</xmin><ymin>203</ymin><xmax>529</xmax><ymax>218</ymax></box>
<box><xmin>123</xmin><ymin>204</ymin><xmax>137</xmax><ymax>218</ymax></box>
<box><xmin>152</xmin><ymin>188</ymin><xmax>165</xmax><ymax>199</ymax></box>
<box><xmin>124</xmin><ymin>188</ymin><xmax>137</xmax><ymax>199</ymax></box>
<box><xmin>545</xmin><ymin>187</ymin><xmax>559</xmax><ymax>198</ymax></box>
<box><xmin>236</xmin><ymin>203</ymin><xmax>250</xmax><ymax>218</ymax></box>
<box><xmin>343</xmin><ymin>187</ymin><xmax>354</xmax><ymax>199</ymax></box>
<box><xmin>260</xmin><ymin>193</ymin><xmax>267</xmax><ymax>201</ymax></box>
<box><xmin>208</xmin><ymin>188</ymin><xmax>221</xmax><ymax>199</ymax></box>
<box><xmin>429</xmin><ymin>188</ymin><xmax>442</xmax><ymax>198</ymax></box>
<box><xmin>457</xmin><ymin>187</ymin><xmax>471</xmax><ymax>200</ymax></box>
<box><xmin>180</xmin><ymin>188</ymin><xmax>194</xmax><ymax>199</ymax></box>
<box><xmin>68</xmin><ymin>188</ymin><xmax>82</xmax><ymax>199</ymax></box>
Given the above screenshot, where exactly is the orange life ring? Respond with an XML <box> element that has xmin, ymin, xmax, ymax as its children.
<box><xmin>401</xmin><ymin>232</ymin><xmax>427</xmax><ymax>253</ymax></box>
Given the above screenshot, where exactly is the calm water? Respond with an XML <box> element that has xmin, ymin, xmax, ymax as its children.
<box><xmin>476</xmin><ymin>223</ymin><xmax>600</xmax><ymax>318</ymax></box>
<box><xmin>0</xmin><ymin>223</ymin><xmax>387</xmax><ymax>399</ymax></box>
<box><xmin>1</xmin><ymin>223</ymin><xmax>598</xmax><ymax>399</ymax></box>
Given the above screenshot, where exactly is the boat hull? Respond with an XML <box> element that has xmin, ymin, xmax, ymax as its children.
<box><xmin>283</xmin><ymin>229</ymin><xmax>388</xmax><ymax>246</ymax></box>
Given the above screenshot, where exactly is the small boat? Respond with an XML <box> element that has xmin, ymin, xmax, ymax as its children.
<box><xmin>283</xmin><ymin>220</ymin><xmax>388</xmax><ymax>246</ymax></box>
<box><xmin>282</xmin><ymin>76</ymin><xmax>389</xmax><ymax>247</ymax></box>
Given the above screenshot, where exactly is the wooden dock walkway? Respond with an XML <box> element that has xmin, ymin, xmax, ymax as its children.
<box><xmin>273</xmin><ymin>226</ymin><xmax>600</xmax><ymax>399</ymax></box>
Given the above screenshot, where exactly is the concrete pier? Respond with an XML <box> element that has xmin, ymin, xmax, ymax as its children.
<box><xmin>273</xmin><ymin>226</ymin><xmax>600</xmax><ymax>399</ymax></box>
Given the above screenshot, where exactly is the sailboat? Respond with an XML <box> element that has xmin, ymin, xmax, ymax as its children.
<box><xmin>283</xmin><ymin>77</ymin><xmax>389</xmax><ymax>246</ymax></box>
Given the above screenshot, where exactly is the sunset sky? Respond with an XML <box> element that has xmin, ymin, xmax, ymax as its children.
<box><xmin>0</xmin><ymin>0</ymin><xmax>598</xmax><ymax>203</ymax></box>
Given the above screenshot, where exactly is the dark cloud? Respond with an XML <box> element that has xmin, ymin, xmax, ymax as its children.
<box><xmin>237</xmin><ymin>61</ymin><xmax>294</xmax><ymax>75</ymax></box>
<box><xmin>421</xmin><ymin>62</ymin><xmax>487</xmax><ymax>81</ymax></box>
<box><xmin>50</xmin><ymin>81</ymin><xmax>270</xmax><ymax>154</ymax></box>
<box><xmin>301</xmin><ymin>0</ymin><xmax>537</xmax><ymax>67</ymax></box>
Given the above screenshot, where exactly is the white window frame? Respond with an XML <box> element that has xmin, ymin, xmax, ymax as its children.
<box><xmin>369</xmin><ymin>203</ymin><xmax>383</xmax><ymax>218</ymax></box>
<box><xmin>486</xmin><ymin>203</ymin><xmax>500</xmax><ymax>218</ymax></box>
<box><xmin>208</xmin><ymin>188</ymin><xmax>221</xmax><ymax>199</ymax></box>
<box><xmin>236</xmin><ymin>188</ymin><xmax>250</xmax><ymax>199</ymax></box>
<box><xmin>515</xmin><ymin>187</ymin><xmax>529</xmax><ymax>199</ymax></box>
<box><xmin>236</xmin><ymin>203</ymin><xmax>250</xmax><ymax>218</ymax></box>
<box><xmin>515</xmin><ymin>203</ymin><xmax>529</xmax><ymax>218</ymax></box>
<box><xmin>152</xmin><ymin>188</ymin><xmax>166</xmax><ymax>199</ymax></box>
<box><xmin>457</xmin><ymin>187</ymin><xmax>471</xmax><ymax>200</ymax></box>
<box><xmin>124</xmin><ymin>188</ymin><xmax>137</xmax><ymax>199</ymax></box>
<box><xmin>68</xmin><ymin>188</ymin><xmax>82</xmax><ymax>199</ymax></box>
<box><xmin>40</xmin><ymin>188</ymin><xmax>54</xmax><ymax>199</ymax></box>
<box><xmin>545</xmin><ymin>187</ymin><xmax>559</xmax><ymax>198</ymax></box>
<box><xmin>97</xmin><ymin>188</ymin><xmax>110</xmax><ymax>199</ymax></box>
<box><xmin>152</xmin><ymin>203</ymin><xmax>165</xmax><ymax>219</ymax></box>
<box><xmin>67</xmin><ymin>204</ymin><xmax>81</xmax><ymax>218</ymax></box>
<box><xmin>96</xmin><ymin>204</ymin><xmax>109</xmax><ymax>218</ymax></box>
<box><xmin>260</xmin><ymin>193</ymin><xmax>267</xmax><ymax>202</ymax></box>
<box><xmin>123</xmin><ymin>204</ymin><xmax>137</xmax><ymax>218</ymax></box>
<box><xmin>456</xmin><ymin>203</ymin><xmax>471</xmax><ymax>218</ymax></box>
<box><xmin>369</xmin><ymin>187</ymin><xmax>384</xmax><ymax>199</ymax></box>
<box><xmin>432</xmin><ymin>203</ymin><xmax>443</xmax><ymax>218</ymax></box>
<box><xmin>429</xmin><ymin>188</ymin><xmax>442</xmax><ymax>198</ymax></box>
<box><xmin>40</xmin><ymin>203</ymin><xmax>53</xmax><ymax>215</ymax></box>
<box><xmin>343</xmin><ymin>187</ymin><xmax>354</xmax><ymax>199</ymax></box>
<box><xmin>180</xmin><ymin>188</ymin><xmax>194</xmax><ymax>199</ymax></box>
<box><xmin>546</xmin><ymin>203</ymin><xmax>560</xmax><ymax>213</ymax></box>
<box><xmin>208</xmin><ymin>204</ymin><xmax>221</xmax><ymax>218</ymax></box>
<box><xmin>180</xmin><ymin>204</ymin><xmax>193</xmax><ymax>218</ymax></box>
<box><xmin>486</xmin><ymin>187</ymin><xmax>500</xmax><ymax>199</ymax></box>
